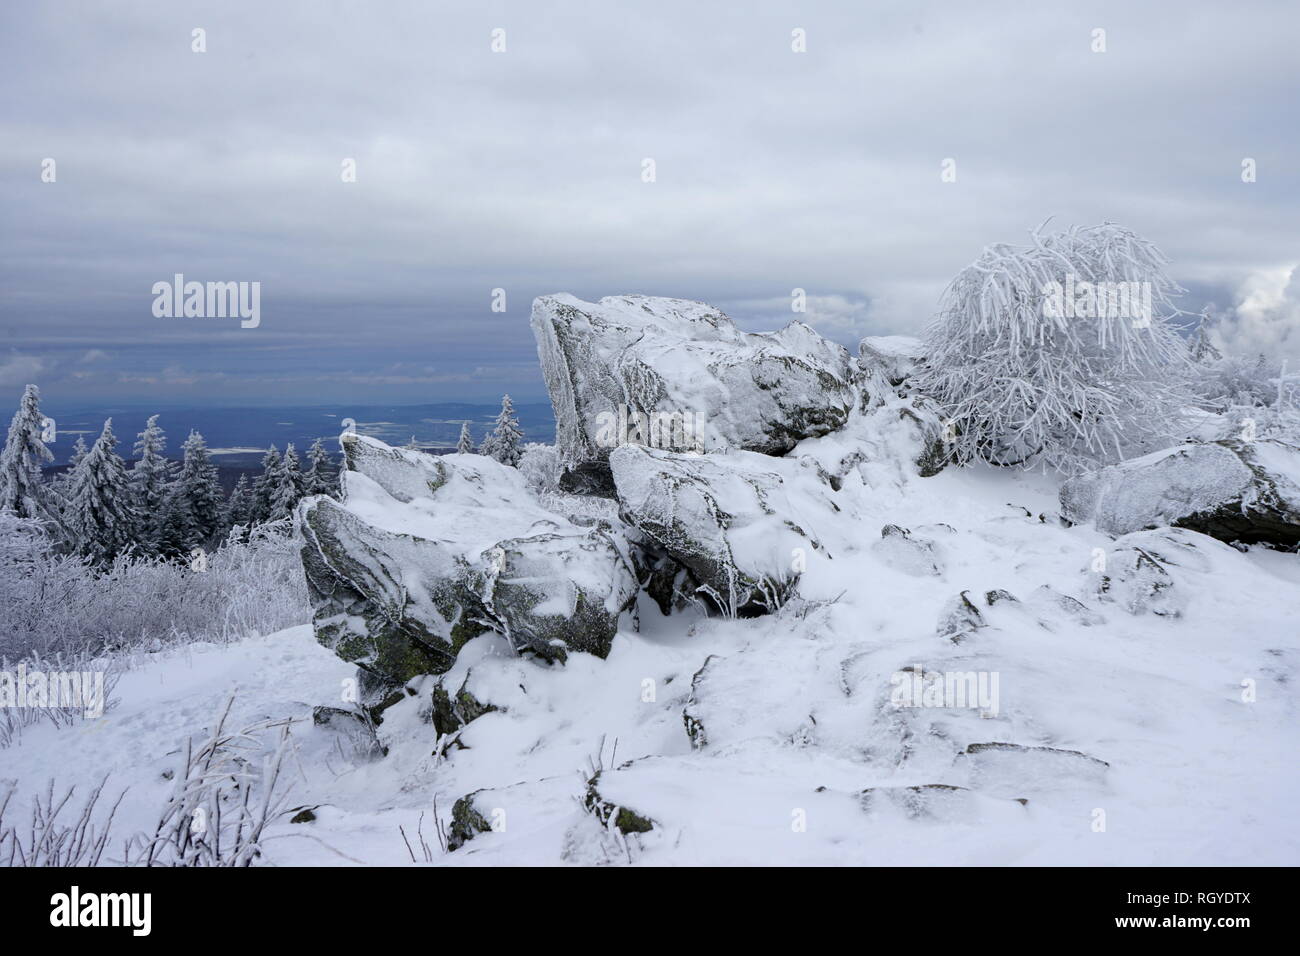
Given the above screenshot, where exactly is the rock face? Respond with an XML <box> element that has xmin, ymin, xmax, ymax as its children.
<box><xmin>1061</xmin><ymin>439</ymin><xmax>1300</xmax><ymax>548</ymax></box>
<box><xmin>298</xmin><ymin>436</ymin><xmax>638</xmax><ymax>700</ymax></box>
<box><xmin>608</xmin><ymin>444</ymin><xmax>838</xmax><ymax>616</ymax></box>
<box><xmin>531</xmin><ymin>294</ymin><xmax>857</xmax><ymax>493</ymax></box>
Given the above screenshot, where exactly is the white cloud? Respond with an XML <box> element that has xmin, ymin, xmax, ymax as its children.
<box><xmin>0</xmin><ymin>352</ymin><xmax>47</xmax><ymax>386</ymax></box>
<box><xmin>1212</xmin><ymin>265</ymin><xmax>1300</xmax><ymax>363</ymax></box>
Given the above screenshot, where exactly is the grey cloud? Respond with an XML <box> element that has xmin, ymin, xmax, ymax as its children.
<box><xmin>1</xmin><ymin>0</ymin><xmax>1296</xmax><ymax>405</ymax></box>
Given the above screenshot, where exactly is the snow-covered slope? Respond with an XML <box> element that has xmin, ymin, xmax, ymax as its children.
<box><xmin>5</xmin><ymin>459</ymin><xmax>1296</xmax><ymax>865</ymax></box>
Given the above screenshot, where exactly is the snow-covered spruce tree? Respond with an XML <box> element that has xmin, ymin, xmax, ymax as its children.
<box><xmin>456</xmin><ymin>421</ymin><xmax>474</xmax><ymax>455</ymax></box>
<box><xmin>250</xmin><ymin>445</ymin><xmax>281</xmax><ymax>524</ymax></box>
<box><xmin>914</xmin><ymin>222</ymin><xmax>1194</xmax><ymax>474</ymax></box>
<box><xmin>303</xmin><ymin>438</ymin><xmax>336</xmax><ymax>497</ymax></box>
<box><xmin>175</xmin><ymin>430</ymin><xmax>224</xmax><ymax>546</ymax></box>
<box><xmin>65</xmin><ymin>419</ymin><xmax>136</xmax><ymax>562</ymax></box>
<box><xmin>67</xmin><ymin>435</ymin><xmax>89</xmax><ymax>470</ymax></box>
<box><xmin>131</xmin><ymin>414</ymin><xmax>171</xmax><ymax>551</ymax></box>
<box><xmin>268</xmin><ymin>442</ymin><xmax>305</xmax><ymax>521</ymax></box>
<box><xmin>50</xmin><ymin>434</ymin><xmax>89</xmax><ymax>504</ymax></box>
<box><xmin>224</xmin><ymin>473</ymin><xmax>251</xmax><ymax>529</ymax></box>
<box><xmin>0</xmin><ymin>384</ymin><xmax>56</xmax><ymax>524</ymax></box>
<box><xmin>1189</xmin><ymin>316</ymin><xmax>1223</xmax><ymax>365</ymax></box>
<box><xmin>154</xmin><ymin>488</ymin><xmax>194</xmax><ymax>558</ymax></box>
<box><xmin>481</xmin><ymin>394</ymin><xmax>523</xmax><ymax>466</ymax></box>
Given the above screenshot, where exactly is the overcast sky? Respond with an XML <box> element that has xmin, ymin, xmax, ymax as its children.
<box><xmin>2</xmin><ymin>0</ymin><xmax>1297</xmax><ymax>408</ymax></box>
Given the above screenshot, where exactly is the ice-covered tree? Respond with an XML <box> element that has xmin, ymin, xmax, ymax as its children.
<box><xmin>268</xmin><ymin>442</ymin><xmax>305</xmax><ymax>521</ymax></box>
<box><xmin>251</xmin><ymin>445</ymin><xmax>282</xmax><ymax>524</ymax></box>
<box><xmin>304</xmin><ymin>438</ymin><xmax>336</xmax><ymax>497</ymax></box>
<box><xmin>914</xmin><ymin>222</ymin><xmax>1194</xmax><ymax>474</ymax></box>
<box><xmin>1203</xmin><ymin>353</ymin><xmax>1279</xmax><ymax>409</ymax></box>
<box><xmin>67</xmin><ymin>435</ymin><xmax>89</xmax><ymax>470</ymax></box>
<box><xmin>65</xmin><ymin>419</ymin><xmax>136</xmax><ymax>561</ymax></box>
<box><xmin>50</xmin><ymin>434</ymin><xmax>89</xmax><ymax>503</ymax></box>
<box><xmin>456</xmin><ymin>422</ymin><xmax>474</xmax><ymax>455</ymax></box>
<box><xmin>224</xmin><ymin>473</ymin><xmax>252</xmax><ymax>529</ymax></box>
<box><xmin>481</xmin><ymin>394</ymin><xmax>523</xmax><ymax>466</ymax></box>
<box><xmin>0</xmin><ymin>384</ymin><xmax>56</xmax><ymax>523</ymax></box>
<box><xmin>131</xmin><ymin>414</ymin><xmax>171</xmax><ymax>550</ymax></box>
<box><xmin>173</xmin><ymin>430</ymin><xmax>224</xmax><ymax>546</ymax></box>
<box><xmin>1189</xmin><ymin>314</ymin><xmax>1223</xmax><ymax>365</ymax></box>
<box><xmin>153</xmin><ymin>489</ymin><xmax>193</xmax><ymax>558</ymax></box>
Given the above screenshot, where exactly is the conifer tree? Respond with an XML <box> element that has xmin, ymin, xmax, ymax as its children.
<box><xmin>50</xmin><ymin>434</ymin><xmax>89</xmax><ymax>505</ymax></box>
<box><xmin>481</xmin><ymin>394</ymin><xmax>523</xmax><ymax>466</ymax></box>
<box><xmin>224</xmin><ymin>473</ymin><xmax>251</xmax><ymax>529</ymax></box>
<box><xmin>154</xmin><ymin>488</ymin><xmax>192</xmax><ymax>559</ymax></box>
<box><xmin>67</xmin><ymin>435</ymin><xmax>89</xmax><ymax>470</ymax></box>
<box><xmin>65</xmin><ymin>418</ymin><xmax>136</xmax><ymax>562</ymax></box>
<box><xmin>268</xmin><ymin>442</ymin><xmax>305</xmax><ymax>521</ymax></box>
<box><xmin>0</xmin><ymin>384</ymin><xmax>56</xmax><ymax>523</ymax></box>
<box><xmin>1190</xmin><ymin>318</ymin><xmax>1223</xmax><ymax>364</ymax></box>
<box><xmin>304</xmin><ymin>438</ymin><xmax>336</xmax><ymax>497</ymax></box>
<box><xmin>456</xmin><ymin>422</ymin><xmax>474</xmax><ymax>455</ymax></box>
<box><xmin>251</xmin><ymin>445</ymin><xmax>282</xmax><ymax>524</ymax></box>
<box><xmin>131</xmin><ymin>414</ymin><xmax>170</xmax><ymax>551</ymax></box>
<box><xmin>174</xmin><ymin>430</ymin><xmax>224</xmax><ymax>546</ymax></box>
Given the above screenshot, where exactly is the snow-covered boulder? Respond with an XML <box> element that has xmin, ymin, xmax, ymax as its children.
<box><xmin>1061</xmin><ymin>439</ymin><xmax>1300</xmax><ymax>548</ymax></box>
<box><xmin>859</xmin><ymin>784</ymin><xmax>1029</xmax><ymax>823</ymax></box>
<box><xmin>1087</xmin><ymin>533</ymin><xmax>1184</xmax><ymax>618</ymax></box>
<box><xmin>299</xmin><ymin>496</ymin><xmax>487</xmax><ymax>699</ymax></box>
<box><xmin>608</xmin><ymin>444</ymin><xmax>839</xmax><ymax>616</ymax></box>
<box><xmin>792</xmin><ymin>393</ymin><xmax>950</xmax><ymax>486</ymax></box>
<box><xmin>936</xmin><ymin>591</ymin><xmax>986</xmax><ymax>642</ymax></box>
<box><xmin>531</xmin><ymin>294</ymin><xmax>858</xmax><ymax>493</ymax></box>
<box><xmin>1087</xmin><ymin>528</ymin><xmax>1249</xmax><ymax>618</ymax></box>
<box><xmin>871</xmin><ymin>524</ymin><xmax>944</xmax><ymax>577</ymax></box>
<box><xmin>858</xmin><ymin>335</ymin><xmax>925</xmax><ymax>387</ymax></box>
<box><xmin>298</xmin><ymin>436</ymin><xmax>639</xmax><ymax>698</ymax></box>
<box><xmin>954</xmin><ymin>743</ymin><xmax>1109</xmax><ymax>798</ymax></box>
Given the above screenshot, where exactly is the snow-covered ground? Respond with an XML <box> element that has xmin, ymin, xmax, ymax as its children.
<box><xmin>5</xmin><ymin>461</ymin><xmax>1296</xmax><ymax>866</ymax></box>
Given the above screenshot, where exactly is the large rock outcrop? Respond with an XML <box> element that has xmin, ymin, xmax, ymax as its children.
<box><xmin>608</xmin><ymin>444</ymin><xmax>839</xmax><ymax>616</ymax></box>
<box><xmin>1060</xmin><ymin>439</ymin><xmax>1300</xmax><ymax>548</ymax></box>
<box><xmin>298</xmin><ymin>436</ymin><xmax>639</xmax><ymax>701</ymax></box>
<box><xmin>531</xmin><ymin>294</ymin><xmax>857</xmax><ymax>493</ymax></box>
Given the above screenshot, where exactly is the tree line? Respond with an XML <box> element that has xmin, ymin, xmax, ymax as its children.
<box><xmin>0</xmin><ymin>387</ymin><xmax>527</xmax><ymax>563</ymax></box>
